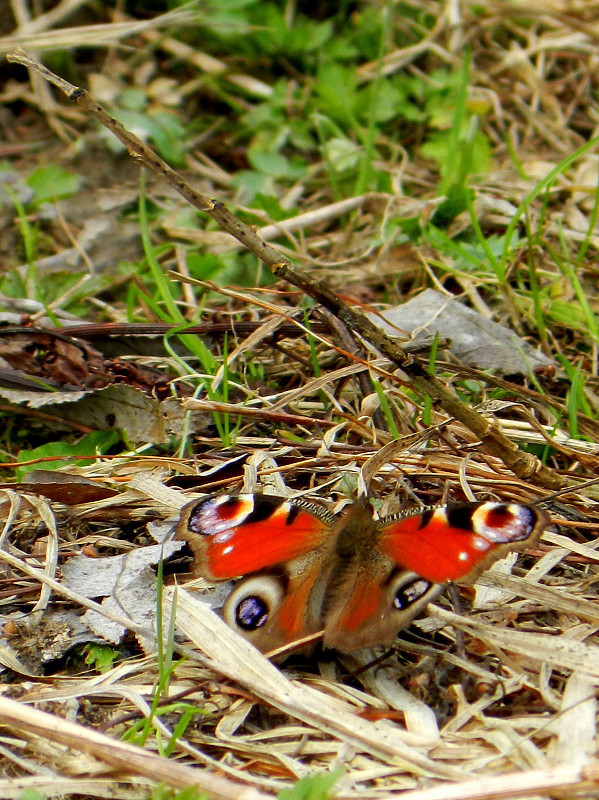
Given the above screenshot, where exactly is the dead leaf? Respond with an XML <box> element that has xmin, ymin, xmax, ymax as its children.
<box><xmin>62</xmin><ymin>541</ymin><xmax>185</xmax><ymax>652</ymax></box>
<box><xmin>372</xmin><ymin>289</ymin><xmax>553</xmax><ymax>376</ymax></box>
<box><xmin>23</xmin><ymin>470</ymin><xmax>118</xmax><ymax>504</ymax></box>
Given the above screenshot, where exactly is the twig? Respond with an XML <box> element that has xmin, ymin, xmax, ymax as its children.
<box><xmin>6</xmin><ymin>48</ymin><xmax>580</xmax><ymax>494</ymax></box>
<box><xmin>396</xmin><ymin>761</ymin><xmax>599</xmax><ymax>800</ymax></box>
<box><xmin>0</xmin><ymin>694</ymin><xmax>270</xmax><ymax>800</ymax></box>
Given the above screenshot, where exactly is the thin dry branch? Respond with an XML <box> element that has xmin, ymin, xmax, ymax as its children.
<box><xmin>4</xmin><ymin>48</ymin><xmax>582</xmax><ymax>496</ymax></box>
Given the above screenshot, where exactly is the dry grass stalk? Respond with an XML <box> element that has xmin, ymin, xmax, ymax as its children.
<box><xmin>0</xmin><ymin>693</ymin><xmax>271</xmax><ymax>799</ymax></box>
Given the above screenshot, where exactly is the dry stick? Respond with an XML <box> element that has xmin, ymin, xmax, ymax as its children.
<box><xmin>396</xmin><ymin>762</ymin><xmax>599</xmax><ymax>800</ymax></box>
<box><xmin>0</xmin><ymin>694</ymin><xmax>270</xmax><ymax>800</ymax></box>
<box><xmin>6</xmin><ymin>49</ymin><xmax>574</xmax><ymax>494</ymax></box>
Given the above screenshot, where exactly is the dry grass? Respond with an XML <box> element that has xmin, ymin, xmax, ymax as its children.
<box><xmin>1</xmin><ymin>1</ymin><xmax>599</xmax><ymax>799</ymax></box>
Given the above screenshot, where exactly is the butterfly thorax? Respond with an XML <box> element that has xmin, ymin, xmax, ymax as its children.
<box><xmin>333</xmin><ymin>501</ymin><xmax>382</xmax><ymax>559</ymax></box>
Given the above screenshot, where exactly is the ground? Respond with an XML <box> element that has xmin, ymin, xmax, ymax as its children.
<box><xmin>0</xmin><ymin>2</ymin><xmax>598</xmax><ymax>800</ymax></box>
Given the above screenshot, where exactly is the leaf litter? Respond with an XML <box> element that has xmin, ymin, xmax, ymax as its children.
<box><xmin>1</xmin><ymin>2</ymin><xmax>599</xmax><ymax>800</ymax></box>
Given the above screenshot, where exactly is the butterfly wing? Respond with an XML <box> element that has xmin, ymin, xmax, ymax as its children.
<box><xmin>320</xmin><ymin>502</ymin><xmax>443</xmax><ymax>651</ymax></box>
<box><xmin>322</xmin><ymin>501</ymin><xmax>548</xmax><ymax>652</ymax></box>
<box><xmin>379</xmin><ymin>502</ymin><xmax>548</xmax><ymax>583</ymax></box>
<box><xmin>176</xmin><ymin>494</ymin><xmax>333</xmax><ymax>579</ymax></box>
<box><xmin>176</xmin><ymin>494</ymin><xmax>335</xmax><ymax>652</ymax></box>
<box><xmin>322</xmin><ymin>561</ymin><xmax>444</xmax><ymax>652</ymax></box>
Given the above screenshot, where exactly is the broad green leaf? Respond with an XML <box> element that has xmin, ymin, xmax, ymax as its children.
<box><xmin>16</xmin><ymin>430</ymin><xmax>121</xmax><ymax>480</ymax></box>
<box><xmin>26</xmin><ymin>165</ymin><xmax>82</xmax><ymax>205</ymax></box>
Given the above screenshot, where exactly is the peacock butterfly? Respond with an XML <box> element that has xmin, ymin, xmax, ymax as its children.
<box><xmin>175</xmin><ymin>494</ymin><xmax>548</xmax><ymax>653</ymax></box>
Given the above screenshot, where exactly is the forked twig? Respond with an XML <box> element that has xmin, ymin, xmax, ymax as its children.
<box><xmin>6</xmin><ymin>48</ymin><xmax>578</xmax><ymax>495</ymax></box>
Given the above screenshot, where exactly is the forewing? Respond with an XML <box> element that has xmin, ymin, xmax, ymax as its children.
<box><xmin>176</xmin><ymin>493</ymin><xmax>332</xmax><ymax>579</ymax></box>
<box><xmin>379</xmin><ymin>502</ymin><xmax>548</xmax><ymax>584</ymax></box>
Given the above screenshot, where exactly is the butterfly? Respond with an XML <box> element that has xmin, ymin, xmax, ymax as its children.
<box><xmin>175</xmin><ymin>494</ymin><xmax>548</xmax><ymax>654</ymax></box>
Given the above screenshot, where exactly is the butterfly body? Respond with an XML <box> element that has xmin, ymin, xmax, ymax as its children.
<box><xmin>176</xmin><ymin>494</ymin><xmax>548</xmax><ymax>653</ymax></box>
